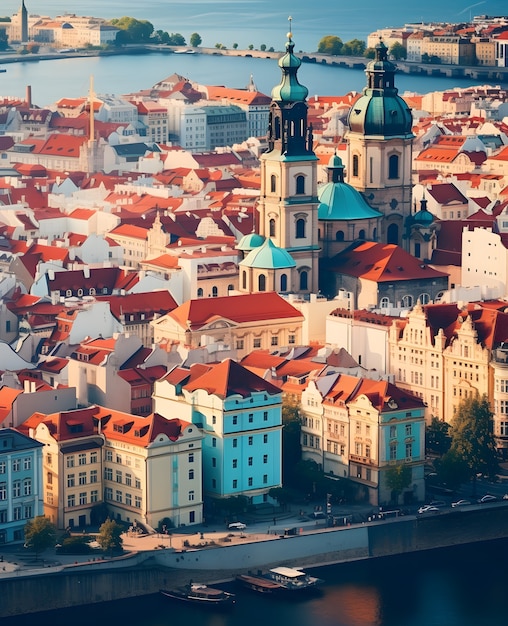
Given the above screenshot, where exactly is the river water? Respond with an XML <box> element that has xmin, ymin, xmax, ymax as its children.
<box><xmin>0</xmin><ymin>51</ymin><xmax>503</xmax><ymax>108</ymax></box>
<box><xmin>3</xmin><ymin>539</ymin><xmax>508</xmax><ymax>626</ymax></box>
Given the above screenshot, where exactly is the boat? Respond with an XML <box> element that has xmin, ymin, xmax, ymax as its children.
<box><xmin>236</xmin><ymin>571</ymin><xmax>284</xmax><ymax>594</ymax></box>
<box><xmin>261</xmin><ymin>566</ymin><xmax>323</xmax><ymax>591</ymax></box>
<box><xmin>159</xmin><ymin>582</ymin><xmax>235</xmax><ymax>607</ymax></box>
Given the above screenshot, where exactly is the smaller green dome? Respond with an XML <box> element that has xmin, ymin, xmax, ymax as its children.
<box><xmin>318</xmin><ymin>181</ymin><xmax>382</xmax><ymax>221</ymax></box>
<box><xmin>271</xmin><ymin>35</ymin><xmax>309</xmax><ymax>103</ymax></box>
<box><xmin>239</xmin><ymin>238</ymin><xmax>296</xmax><ymax>270</ymax></box>
<box><xmin>237</xmin><ymin>232</ymin><xmax>265</xmax><ymax>251</ymax></box>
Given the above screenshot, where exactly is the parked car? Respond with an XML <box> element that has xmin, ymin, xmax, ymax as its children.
<box><xmin>477</xmin><ymin>494</ymin><xmax>497</xmax><ymax>504</ymax></box>
<box><xmin>311</xmin><ymin>511</ymin><xmax>326</xmax><ymax>519</ymax></box>
<box><xmin>429</xmin><ymin>500</ymin><xmax>446</xmax><ymax>508</ymax></box>
<box><xmin>451</xmin><ymin>499</ymin><xmax>471</xmax><ymax>507</ymax></box>
<box><xmin>228</xmin><ymin>522</ymin><xmax>247</xmax><ymax>530</ymax></box>
<box><xmin>418</xmin><ymin>505</ymin><xmax>440</xmax><ymax>514</ymax></box>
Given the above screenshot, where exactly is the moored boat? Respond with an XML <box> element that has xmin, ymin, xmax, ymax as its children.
<box><xmin>160</xmin><ymin>582</ymin><xmax>235</xmax><ymax>607</ymax></box>
<box><xmin>236</xmin><ymin>572</ymin><xmax>284</xmax><ymax>594</ymax></box>
<box><xmin>261</xmin><ymin>566</ymin><xmax>323</xmax><ymax>591</ymax></box>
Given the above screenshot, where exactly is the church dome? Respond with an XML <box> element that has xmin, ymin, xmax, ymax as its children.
<box><xmin>318</xmin><ymin>154</ymin><xmax>382</xmax><ymax>221</ymax></box>
<box><xmin>237</xmin><ymin>232</ymin><xmax>265</xmax><ymax>251</ymax></box>
<box><xmin>347</xmin><ymin>40</ymin><xmax>413</xmax><ymax>137</ymax></box>
<box><xmin>271</xmin><ymin>32</ymin><xmax>309</xmax><ymax>103</ymax></box>
<box><xmin>239</xmin><ymin>238</ymin><xmax>296</xmax><ymax>270</ymax></box>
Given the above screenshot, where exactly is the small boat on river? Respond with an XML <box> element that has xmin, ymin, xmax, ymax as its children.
<box><xmin>160</xmin><ymin>582</ymin><xmax>235</xmax><ymax>607</ymax></box>
<box><xmin>237</xmin><ymin>566</ymin><xmax>323</xmax><ymax>593</ymax></box>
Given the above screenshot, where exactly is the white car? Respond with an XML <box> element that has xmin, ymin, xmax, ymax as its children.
<box><xmin>228</xmin><ymin>522</ymin><xmax>246</xmax><ymax>530</ymax></box>
<box><xmin>418</xmin><ymin>505</ymin><xmax>440</xmax><ymax>514</ymax></box>
<box><xmin>451</xmin><ymin>499</ymin><xmax>471</xmax><ymax>507</ymax></box>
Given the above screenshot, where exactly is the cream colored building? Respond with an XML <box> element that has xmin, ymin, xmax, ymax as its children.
<box><xmin>422</xmin><ymin>36</ymin><xmax>476</xmax><ymax>65</ymax></box>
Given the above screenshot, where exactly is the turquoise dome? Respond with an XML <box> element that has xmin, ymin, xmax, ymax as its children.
<box><xmin>347</xmin><ymin>40</ymin><xmax>413</xmax><ymax>137</ymax></box>
<box><xmin>318</xmin><ymin>182</ymin><xmax>383</xmax><ymax>221</ymax></box>
<box><xmin>237</xmin><ymin>232</ymin><xmax>265</xmax><ymax>251</ymax></box>
<box><xmin>239</xmin><ymin>238</ymin><xmax>296</xmax><ymax>270</ymax></box>
<box><xmin>271</xmin><ymin>34</ymin><xmax>309</xmax><ymax>103</ymax></box>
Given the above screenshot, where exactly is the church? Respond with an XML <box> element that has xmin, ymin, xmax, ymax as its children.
<box><xmin>236</xmin><ymin>29</ymin><xmax>444</xmax><ymax>306</ymax></box>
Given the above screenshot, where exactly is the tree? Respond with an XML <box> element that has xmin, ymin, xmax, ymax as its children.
<box><xmin>449</xmin><ymin>394</ymin><xmax>499</xmax><ymax>492</ymax></box>
<box><xmin>281</xmin><ymin>401</ymin><xmax>302</xmax><ymax>485</ymax></box>
<box><xmin>364</xmin><ymin>47</ymin><xmax>376</xmax><ymax>59</ymax></box>
<box><xmin>389</xmin><ymin>41</ymin><xmax>407</xmax><ymax>61</ymax></box>
<box><xmin>260</xmin><ymin>44</ymin><xmax>267</xmax><ymax>52</ymax></box>
<box><xmin>268</xmin><ymin>486</ymin><xmax>298</xmax><ymax>511</ymax></box>
<box><xmin>421</xmin><ymin>52</ymin><xmax>430</xmax><ymax>63</ymax></box>
<box><xmin>24</xmin><ymin>516</ymin><xmax>57</xmax><ymax>560</ymax></box>
<box><xmin>434</xmin><ymin>448</ymin><xmax>469</xmax><ymax>491</ymax></box>
<box><xmin>110</xmin><ymin>17</ymin><xmax>154</xmax><ymax>44</ymax></box>
<box><xmin>426</xmin><ymin>416</ymin><xmax>451</xmax><ymax>455</ymax></box>
<box><xmin>167</xmin><ymin>33</ymin><xmax>186</xmax><ymax>46</ymax></box>
<box><xmin>0</xmin><ymin>30</ymin><xmax>8</xmax><ymax>51</ymax></box>
<box><xmin>342</xmin><ymin>39</ymin><xmax>366</xmax><ymax>57</ymax></box>
<box><xmin>97</xmin><ymin>518</ymin><xmax>123</xmax><ymax>556</ymax></box>
<box><xmin>190</xmin><ymin>32</ymin><xmax>202</xmax><ymax>47</ymax></box>
<box><xmin>153</xmin><ymin>30</ymin><xmax>170</xmax><ymax>44</ymax></box>
<box><xmin>248</xmin><ymin>44</ymin><xmax>254</xmax><ymax>50</ymax></box>
<box><xmin>317</xmin><ymin>35</ymin><xmax>343</xmax><ymax>56</ymax></box>
<box><xmin>232</xmin><ymin>43</ymin><xmax>238</xmax><ymax>49</ymax></box>
<box><xmin>385</xmin><ymin>464</ymin><xmax>412</xmax><ymax>504</ymax></box>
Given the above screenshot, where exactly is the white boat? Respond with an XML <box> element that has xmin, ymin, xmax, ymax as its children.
<box><xmin>160</xmin><ymin>582</ymin><xmax>235</xmax><ymax>607</ymax></box>
<box><xmin>261</xmin><ymin>566</ymin><xmax>323</xmax><ymax>591</ymax></box>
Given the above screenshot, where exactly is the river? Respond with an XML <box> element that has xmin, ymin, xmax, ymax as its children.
<box><xmin>3</xmin><ymin>539</ymin><xmax>508</xmax><ymax>626</ymax></box>
<box><xmin>0</xmin><ymin>51</ymin><xmax>503</xmax><ymax>108</ymax></box>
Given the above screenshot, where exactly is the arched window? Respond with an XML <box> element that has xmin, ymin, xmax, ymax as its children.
<box><xmin>299</xmin><ymin>270</ymin><xmax>308</xmax><ymax>291</ymax></box>
<box><xmin>258</xmin><ymin>274</ymin><xmax>266</xmax><ymax>292</ymax></box>
<box><xmin>388</xmin><ymin>154</ymin><xmax>399</xmax><ymax>179</ymax></box>
<box><xmin>352</xmin><ymin>154</ymin><xmax>359</xmax><ymax>177</ymax></box>
<box><xmin>296</xmin><ymin>175</ymin><xmax>305</xmax><ymax>194</ymax></box>
<box><xmin>296</xmin><ymin>218</ymin><xmax>306</xmax><ymax>239</ymax></box>
<box><xmin>270</xmin><ymin>174</ymin><xmax>276</xmax><ymax>193</ymax></box>
<box><xmin>242</xmin><ymin>271</ymin><xmax>246</xmax><ymax>290</ymax></box>
<box><xmin>212</xmin><ymin>286</ymin><xmax>218</xmax><ymax>298</ymax></box>
<box><xmin>373</xmin><ymin>227</ymin><xmax>377</xmax><ymax>241</ymax></box>
<box><xmin>358</xmin><ymin>229</ymin><xmax>366</xmax><ymax>240</ymax></box>
<box><xmin>66</xmin><ymin>290</ymin><xmax>72</xmax><ymax>297</ymax></box>
<box><xmin>336</xmin><ymin>230</ymin><xmax>345</xmax><ymax>242</ymax></box>
<box><xmin>419</xmin><ymin>293</ymin><xmax>430</xmax><ymax>305</ymax></box>
<box><xmin>89</xmin><ymin>288</ymin><xmax>96</xmax><ymax>296</ymax></box>
<box><xmin>402</xmin><ymin>295</ymin><xmax>413</xmax><ymax>308</ymax></box>
<box><xmin>77</xmin><ymin>288</ymin><xmax>83</xmax><ymax>297</ymax></box>
<box><xmin>414</xmin><ymin>242</ymin><xmax>421</xmax><ymax>258</ymax></box>
<box><xmin>280</xmin><ymin>273</ymin><xmax>287</xmax><ymax>292</ymax></box>
<box><xmin>197</xmin><ymin>288</ymin><xmax>203</xmax><ymax>298</ymax></box>
<box><xmin>387</xmin><ymin>223</ymin><xmax>399</xmax><ymax>245</ymax></box>
<box><xmin>380</xmin><ymin>297</ymin><xmax>390</xmax><ymax>308</ymax></box>
<box><xmin>269</xmin><ymin>218</ymin><xmax>276</xmax><ymax>237</ymax></box>
<box><xmin>228</xmin><ymin>284</ymin><xmax>234</xmax><ymax>292</ymax></box>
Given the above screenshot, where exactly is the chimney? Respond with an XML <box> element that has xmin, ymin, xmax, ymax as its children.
<box><xmin>26</xmin><ymin>85</ymin><xmax>32</xmax><ymax>108</ymax></box>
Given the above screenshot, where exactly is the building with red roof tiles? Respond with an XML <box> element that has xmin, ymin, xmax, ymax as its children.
<box><xmin>8</xmin><ymin>134</ymin><xmax>90</xmax><ymax>172</ymax></box>
<box><xmin>326</xmin><ymin>241</ymin><xmax>449</xmax><ymax>310</ymax></box>
<box><xmin>152</xmin><ymin>292</ymin><xmax>304</xmax><ymax>359</ymax></box>
<box><xmin>300</xmin><ymin>368</ymin><xmax>426</xmax><ymax>505</ymax></box>
<box><xmin>413</xmin><ymin>182</ymin><xmax>469</xmax><ymax>221</ymax></box>
<box><xmin>19</xmin><ymin>403</ymin><xmax>202</xmax><ymax>529</ymax></box>
<box><xmin>153</xmin><ymin>358</ymin><xmax>282</xmax><ymax>503</ymax></box>
<box><xmin>68</xmin><ymin>333</ymin><xmax>172</xmax><ymax>414</ymax></box>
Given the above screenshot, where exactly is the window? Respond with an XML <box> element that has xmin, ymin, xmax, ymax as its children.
<box><xmin>212</xmin><ymin>457</ymin><xmax>217</xmax><ymax>467</ymax></box>
<box><xmin>232</xmin><ymin>416</ymin><xmax>238</xmax><ymax>425</ymax></box>
<box><xmin>79</xmin><ymin>472</ymin><xmax>86</xmax><ymax>486</ymax></box>
<box><xmin>270</xmin><ymin>174</ymin><xmax>276</xmax><ymax>193</ymax></box>
<box><xmin>135</xmin><ymin>496</ymin><xmax>142</xmax><ymax>509</ymax></box>
<box><xmin>248</xmin><ymin>413</ymin><xmax>253</xmax><ymax>423</ymax></box>
<box><xmin>0</xmin><ymin>483</ymin><xmax>6</xmax><ymax>500</ymax></box>
<box><xmin>263</xmin><ymin>454</ymin><xmax>268</xmax><ymax>463</ymax></box>
<box><xmin>23</xmin><ymin>457</ymin><xmax>32</xmax><ymax>470</ymax></box>
<box><xmin>24</xmin><ymin>504</ymin><xmax>33</xmax><ymax>519</ymax></box>
<box><xmin>116</xmin><ymin>470</ymin><xmax>122</xmax><ymax>483</ymax></box>
<box><xmin>212</xmin><ymin>438</ymin><xmax>217</xmax><ymax>448</ymax></box>
<box><xmin>212</xmin><ymin>286</ymin><xmax>218</xmax><ymax>298</ymax></box>
<box><xmin>280</xmin><ymin>273</ymin><xmax>287</xmax><ymax>292</ymax></box>
<box><xmin>13</xmin><ymin>481</ymin><xmax>21</xmax><ymax>497</ymax></box>
<box><xmin>67</xmin><ymin>474</ymin><xmax>75</xmax><ymax>488</ymax></box>
<box><xmin>233</xmin><ymin>438</ymin><xmax>238</xmax><ymax>448</ymax></box>
<box><xmin>104</xmin><ymin>468</ymin><xmax>112</xmax><ymax>481</ymax></box>
<box><xmin>80</xmin><ymin>492</ymin><xmax>87</xmax><ymax>506</ymax></box>
<box><xmin>188</xmin><ymin>453</ymin><xmax>194</xmax><ymax>463</ymax></box>
<box><xmin>78</xmin><ymin>453</ymin><xmax>86</xmax><ymax>466</ymax></box>
<box><xmin>233</xmin><ymin>479</ymin><xmax>238</xmax><ymax>489</ymax></box>
<box><xmin>263</xmin><ymin>434</ymin><xmax>268</xmax><ymax>444</ymax></box>
<box><xmin>389</xmin><ymin>443</ymin><xmax>397</xmax><ymax>460</ymax></box>
<box><xmin>388</xmin><ymin>154</ymin><xmax>399</xmax><ymax>179</ymax></box>
<box><xmin>189</xmin><ymin>490</ymin><xmax>195</xmax><ymax>501</ymax></box>
<box><xmin>125</xmin><ymin>473</ymin><xmax>132</xmax><ymax>486</ymax></box>
<box><xmin>405</xmin><ymin>443</ymin><xmax>412</xmax><ymax>459</ymax></box>
<box><xmin>248</xmin><ymin>436</ymin><xmax>253</xmax><ymax>445</ymax></box>
<box><xmin>248</xmin><ymin>456</ymin><xmax>253</xmax><ymax>466</ymax></box>
<box><xmin>0</xmin><ymin>461</ymin><xmax>5</xmax><ymax>475</ymax></box>
<box><xmin>253</xmin><ymin>338</ymin><xmax>261</xmax><ymax>348</ymax></box>
<box><xmin>258</xmin><ymin>274</ymin><xmax>266</xmax><ymax>292</ymax></box>
<box><xmin>105</xmin><ymin>451</ymin><xmax>112</xmax><ymax>462</ymax></box>
<box><xmin>390</xmin><ymin>425</ymin><xmax>397</xmax><ymax>438</ymax></box>
<box><xmin>299</xmin><ymin>270</ymin><xmax>308</xmax><ymax>291</ymax></box>
<box><xmin>271</xmin><ymin>335</ymin><xmax>278</xmax><ymax>346</ymax></box>
<box><xmin>269</xmin><ymin>219</ymin><xmax>276</xmax><ymax>237</ymax></box>
<box><xmin>242</xmin><ymin>271</ymin><xmax>247</xmax><ymax>290</ymax></box>
<box><xmin>90</xmin><ymin>470</ymin><xmax>98</xmax><ymax>484</ymax></box>
<box><xmin>296</xmin><ymin>218</ymin><xmax>306</xmax><ymax>239</ymax></box>
<box><xmin>90</xmin><ymin>452</ymin><xmax>98</xmax><ymax>464</ymax></box>
<box><xmin>263</xmin><ymin>411</ymin><xmax>268</xmax><ymax>421</ymax></box>
<box><xmin>135</xmin><ymin>478</ymin><xmax>141</xmax><ymax>489</ymax></box>
<box><xmin>405</xmin><ymin>424</ymin><xmax>412</xmax><ymax>437</ymax></box>
<box><xmin>67</xmin><ymin>494</ymin><xmax>76</xmax><ymax>508</ymax></box>
<box><xmin>66</xmin><ymin>456</ymin><xmax>75</xmax><ymax>468</ymax></box>
<box><xmin>296</xmin><ymin>175</ymin><xmax>305</xmax><ymax>194</ymax></box>
<box><xmin>13</xmin><ymin>506</ymin><xmax>22</xmax><ymax>521</ymax></box>
<box><xmin>197</xmin><ymin>287</ymin><xmax>203</xmax><ymax>298</ymax></box>
<box><xmin>352</xmin><ymin>154</ymin><xmax>359</xmax><ymax>177</ymax></box>
<box><xmin>189</xmin><ymin>469</ymin><xmax>194</xmax><ymax>480</ymax></box>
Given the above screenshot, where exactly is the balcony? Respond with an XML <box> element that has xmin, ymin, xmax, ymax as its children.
<box><xmin>349</xmin><ymin>454</ymin><xmax>377</xmax><ymax>466</ymax></box>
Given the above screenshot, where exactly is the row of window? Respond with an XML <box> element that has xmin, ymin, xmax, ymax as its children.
<box><xmin>230</xmin><ymin>475</ymin><xmax>269</xmax><ymax>489</ymax></box>
<box><xmin>103</xmin><ymin>489</ymin><xmax>142</xmax><ymax>508</ymax></box>
<box><xmin>0</xmin><ymin>457</ymin><xmax>32</xmax><ymax>473</ymax></box>
<box><xmin>103</xmin><ymin>469</ymin><xmax>142</xmax><ymax>488</ymax></box>
<box><xmin>0</xmin><ymin>504</ymin><xmax>32</xmax><ymax>522</ymax></box>
<box><xmin>0</xmin><ymin>479</ymin><xmax>32</xmax><ymax>499</ymax></box>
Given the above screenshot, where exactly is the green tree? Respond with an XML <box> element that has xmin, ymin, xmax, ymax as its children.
<box><xmin>232</xmin><ymin>42</ymin><xmax>238</xmax><ymax>49</ymax></box>
<box><xmin>260</xmin><ymin>44</ymin><xmax>267</xmax><ymax>52</ymax></box>
<box><xmin>190</xmin><ymin>32</ymin><xmax>202</xmax><ymax>47</ymax></box>
<box><xmin>0</xmin><ymin>29</ymin><xmax>8</xmax><ymax>51</ymax></box>
<box><xmin>153</xmin><ymin>29</ymin><xmax>170</xmax><ymax>44</ymax></box>
<box><xmin>421</xmin><ymin>52</ymin><xmax>430</xmax><ymax>63</ymax></box>
<box><xmin>434</xmin><ymin>448</ymin><xmax>469</xmax><ymax>491</ymax></box>
<box><xmin>342</xmin><ymin>39</ymin><xmax>366</xmax><ymax>56</ymax></box>
<box><xmin>268</xmin><ymin>486</ymin><xmax>299</xmax><ymax>511</ymax></box>
<box><xmin>167</xmin><ymin>33</ymin><xmax>186</xmax><ymax>46</ymax></box>
<box><xmin>317</xmin><ymin>35</ymin><xmax>343</xmax><ymax>55</ymax></box>
<box><xmin>385</xmin><ymin>464</ymin><xmax>412</xmax><ymax>504</ymax></box>
<box><xmin>110</xmin><ymin>17</ymin><xmax>154</xmax><ymax>44</ymax></box>
<box><xmin>97</xmin><ymin>518</ymin><xmax>123</xmax><ymax>556</ymax></box>
<box><xmin>364</xmin><ymin>47</ymin><xmax>376</xmax><ymax>59</ymax></box>
<box><xmin>248</xmin><ymin>44</ymin><xmax>254</xmax><ymax>50</ymax></box>
<box><xmin>24</xmin><ymin>516</ymin><xmax>57</xmax><ymax>560</ymax></box>
<box><xmin>449</xmin><ymin>394</ymin><xmax>499</xmax><ymax>492</ymax></box>
<box><xmin>426</xmin><ymin>416</ymin><xmax>451</xmax><ymax>455</ymax></box>
<box><xmin>389</xmin><ymin>41</ymin><xmax>407</xmax><ymax>61</ymax></box>
<box><xmin>282</xmin><ymin>401</ymin><xmax>302</xmax><ymax>485</ymax></box>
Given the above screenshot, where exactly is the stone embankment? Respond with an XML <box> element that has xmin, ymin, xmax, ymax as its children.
<box><xmin>1</xmin><ymin>503</ymin><xmax>508</xmax><ymax>618</ymax></box>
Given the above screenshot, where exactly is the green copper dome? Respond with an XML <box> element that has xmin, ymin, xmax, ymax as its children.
<box><xmin>239</xmin><ymin>238</ymin><xmax>296</xmax><ymax>270</ymax></box>
<box><xmin>271</xmin><ymin>33</ymin><xmax>309</xmax><ymax>103</ymax></box>
<box><xmin>237</xmin><ymin>232</ymin><xmax>265</xmax><ymax>251</ymax></box>
<box><xmin>318</xmin><ymin>182</ymin><xmax>382</xmax><ymax>221</ymax></box>
<box><xmin>347</xmin><ymin>40</ymin><xmax>413</xmax><ymax>137</ymax></box>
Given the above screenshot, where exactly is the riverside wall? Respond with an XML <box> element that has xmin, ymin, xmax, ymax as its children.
<box><xmin>2</xmin><ymin>505</ymin><xmax>508</xmax><ymax>618</ymax></box>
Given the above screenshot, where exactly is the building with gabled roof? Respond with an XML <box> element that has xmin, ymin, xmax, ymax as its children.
<box><xmin>152</xmin><ymin>291</ymin><xmax>304</xmax><ymax>359</ymax></box>
<box><xmin>153</xmin><ymin>358</ymin><xmax>282</xmax><ymax>505</ymax></box>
